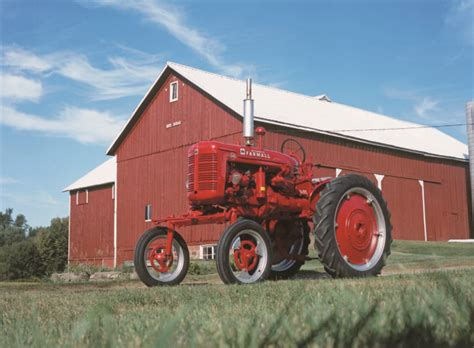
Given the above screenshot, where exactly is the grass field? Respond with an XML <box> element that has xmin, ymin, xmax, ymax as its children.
<box><xmin>1</xmin><ymin>240</ymin><xmax>473</xmax><ymax>347</ymax></box>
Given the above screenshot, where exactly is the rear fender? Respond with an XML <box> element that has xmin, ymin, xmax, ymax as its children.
<box><xmin>309</xmin><ymin>179</ymin><xmax>332</xmax><ymax>212</ymax></box>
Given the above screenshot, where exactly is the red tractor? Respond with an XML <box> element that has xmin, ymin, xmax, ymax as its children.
<box><xmin>134</xmin><ymin>79</ymin><xmax>392</xmax><ymax>286</ymax></box>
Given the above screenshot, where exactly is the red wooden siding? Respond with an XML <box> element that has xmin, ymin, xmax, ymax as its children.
<box><xmin>111</xmin><ymin>71</ymin><xmax>471</xmax><ymax>265</ymax></box>
<box><xmin>382</xmin><ymin>177</ymin><xmax>425</xmax><ymax>240</ymax></box>
<box><xmin>116</xmin><ymin>74</ymin><xmax>242</xmax><ymax>263</ymax></box>
<box><xmin>69</xmin><ymin>185</ymin><xmax>114</xmax><ymax>267</ymax></box>
<box><xmin>118</xmin><ymin>74</ymin><xmax>242</xmax><ymax>162</ymax></box>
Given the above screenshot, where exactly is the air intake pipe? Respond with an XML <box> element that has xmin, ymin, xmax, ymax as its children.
<box><xmin>466</xmin><ymin>101</ymin><xmax>474</xmax><ymax>227</ymax></box>
<box><xmin>243</xmin><ymin>78</ymin><xmax>254</xmax><ymax>146</ymax></box>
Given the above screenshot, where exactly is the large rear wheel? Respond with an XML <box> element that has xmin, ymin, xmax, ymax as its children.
<box><xmin>216</xmin><ymin>219</ymin><xmax>273</xmax><ymax>284</ymax></box>
<box><xmin>134</xmin><ymin>227</ymin><xmax>189</xmax><ymax>286</ymax></box>
<box><xmin>313</xmin><ymin>174</ymin><xmax>392</xmax><ymax>278</ymax></box>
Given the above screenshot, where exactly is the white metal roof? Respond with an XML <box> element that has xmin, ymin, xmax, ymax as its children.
<box><xmin>167</xmin><ymin>62</ymin><xmax>468</xmax><ymax>160</ymax></box>
<box><xmin>63</xmin><ymin>157</ymin><xmax>116</xmax><ymax>192</ymax></box>
<box><xmin>75</xmin><ymin>62</ymin><xmax>468</xmax><ymax>191</ymax></box>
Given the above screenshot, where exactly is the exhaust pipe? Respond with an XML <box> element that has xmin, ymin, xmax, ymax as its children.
<box><xmin>243</xmin><ymin>78</ymin><xmax>254</xmax><ymax>146</ymax></box>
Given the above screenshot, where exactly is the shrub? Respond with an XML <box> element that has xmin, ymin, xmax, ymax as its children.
<box><xmin>35</xmin><ymin>217</ymin><xmax>68</xmax><ymax>275</ymax></box>
<box><xmin>0</xmin><ymin>239</ymin><xmax>44</xmax><ymax>280</ymax></box>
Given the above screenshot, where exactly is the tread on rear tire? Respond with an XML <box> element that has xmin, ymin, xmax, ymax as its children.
<box><xmin>313</xmin><ymin>174</ymin><xmax>392</xmax><ymax>278</ymax></box>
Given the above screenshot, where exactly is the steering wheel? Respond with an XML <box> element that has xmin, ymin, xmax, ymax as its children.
<box><xmin>280</xmin><ymin>139</ymin><xmax>306</xmax><ymax>163</ymax></box>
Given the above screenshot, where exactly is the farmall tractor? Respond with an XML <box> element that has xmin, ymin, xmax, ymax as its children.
<box><xmin>134</xmin><ymin>80</ymin><xmax>392</xmax><ymax>286</ymax></box>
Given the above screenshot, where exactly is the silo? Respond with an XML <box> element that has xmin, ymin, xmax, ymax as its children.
<box><xmin>466</xmin><ymin>101</ymin><xmax>474</xmax><ymax>226</ymax></box>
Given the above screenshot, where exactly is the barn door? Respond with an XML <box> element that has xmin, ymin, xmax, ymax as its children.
<box><xmin>382</xmin><ymin>176</ymin><xmax>425</xmax><ymax>240</ymax></box>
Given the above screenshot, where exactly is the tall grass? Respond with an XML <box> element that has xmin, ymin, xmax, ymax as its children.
<box><xmin>1</xmin><ymin>269</ymin><xmax>473</xmax><ymax>347</ymax></box>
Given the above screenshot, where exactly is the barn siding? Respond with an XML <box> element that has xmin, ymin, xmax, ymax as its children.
<box><xmin>116</xmin><ymin>74</ymin><xmax>242</xmax><ymax>264</ymax></box>
<box><xmin>113</xmin><ymin>72</ymin><xmax>472</xmax><ymax>265</ymax></box>
<box><xmin>69</xmin><ymin>185</ymin><xmax>114</xmax><ymax>267</ymax></box>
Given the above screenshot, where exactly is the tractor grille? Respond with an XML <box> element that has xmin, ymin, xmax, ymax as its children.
<box><xmin>187</xmin><ymin>154</ymin><xmax>195</xmax><ymax>192</ymax></box>
<box><xmin>188</xmin><ymin>152</ymin><xmax>218</xmax><ymax>192</ymax></box>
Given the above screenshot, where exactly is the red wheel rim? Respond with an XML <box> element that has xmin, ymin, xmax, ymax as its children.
<box><xmin>336</xmin><ymin>192</ymin><xmax>379</xmax><ymax>265</ymax></box>
<box><xmin>233</xmin><ymin>240</ymin><xmax>258</xmax><ymax>272</ymax></box>
<box><xmin>149</xmin><ymin>245</ymin><xmax>173</xmax><ymax>273</ymax></box>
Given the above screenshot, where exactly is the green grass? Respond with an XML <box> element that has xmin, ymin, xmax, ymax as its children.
<box><xmin>0</xmin><ymin>240</ymin><xmax>473</xmax><ymax>347</ymax></box>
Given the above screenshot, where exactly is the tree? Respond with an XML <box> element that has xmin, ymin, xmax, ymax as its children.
<box><xmin>0</xmin><ymin>209</ymin><xmax>69</xmax><ymax>280</ymax></box>
<box><xmin>14</xmin><ymin>214</ymin><xmax>28</xmax><ymax>230</ymax></box>
<box><xmin>0</xmin><ymin>239</ymin><xmax>44</xmax><ymax>280</ymax></box>
<box><xmin>35</xmin><ymin>217</ymin><xmax>69</xmax><ymax>275</ymax></box>
<box><xmin>0</xmin><ymin>208</ymin><xmax>13</xmax><ymax>229</ymax></box>
<box><xmin>0</xmin><ymin>209</ymin><xmax>27</xmax><ymax>248</ymax></box>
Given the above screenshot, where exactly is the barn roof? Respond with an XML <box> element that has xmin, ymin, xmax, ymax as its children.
<box><xmin>63</xmin><ymin>157</ymin><xmax>116</xmax><ymax>192</ymax></box>
<box><xmin>106</xmin><ymin>62</ymin><xmax>468</xmax><ymax>161</ymax></box>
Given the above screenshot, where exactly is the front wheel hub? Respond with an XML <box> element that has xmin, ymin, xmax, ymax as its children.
<box><xmin>149</xmin><ymin>247</ymin><xmax>173</xmax><ymax>273</ymax></box>
<box><xmin>233</xmin><ymin>240</ymin><xmax>258</xmax><ymax>272</ymax></box>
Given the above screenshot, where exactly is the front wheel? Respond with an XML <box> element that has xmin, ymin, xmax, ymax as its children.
<box><xmin>313</xmin><ymin>174</ymin><xmax>392</xmax><ymax>278</ymax></box>
<box><xmin>216</xmin><ymin>219</ymin><xmax>273</xmax><ymax>284</ymax></box>
<box><xmin>134</xmin><ymin>227</ymin><xmax>189</xmax><ymax>286</ymax></box>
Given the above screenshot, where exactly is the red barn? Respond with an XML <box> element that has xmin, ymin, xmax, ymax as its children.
<box><xmin>64</xmin><ymin>62</ymin><xmax>472</xmax><ymax>267</ymax></box>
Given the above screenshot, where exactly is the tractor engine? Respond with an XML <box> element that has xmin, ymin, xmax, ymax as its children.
<box><xmin>187</xmin><ymin>140</ymin><xmax>311</xmax><ymax>219</ymax></box>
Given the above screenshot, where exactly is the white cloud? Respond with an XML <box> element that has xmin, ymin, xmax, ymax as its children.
<box><xmin>0</xmin><ymin>177</ymin><xmax>19</xmax><ymax>185</ymax></box>
<box><xmin>1</xmin><ymin>46</ymin><xmax>162</xmax><ymax>100</ymax></box>
<box><xmin>2</xmin><ymin>46</ymin><xmax>53</xmax><ymax>73</ymax></box>
<box><xmin>0</xmin><ymin>105</ymin><xmax>125</xmax><ymax>144</ymax></box>
<box><xmin>383</xmin><ymin>86</ymin><xmax>446</xmax><ymax>121</ymax></box>
<box><xmin>414</xmin><ymin>97</ymin><xmax>439</xmax><ymax>118</ymax></box>
<box><xmin>445</xmin><ymin>0</ymin><xmax>474</xmax><ymax>45</ymax></box>
<box><xmin>80</xmin><ymin>0</ymin><xmax>251</xmax><ymax>77</ymax></box>
<box><xmin>57</xmin><ymin>54</ymin><xmax>161</xmax><ymax>100</ymax></box>
<box><xmin>0</xmin><ymin>73</ymin><xmax>43</xmax><ymax>102</ymax></box>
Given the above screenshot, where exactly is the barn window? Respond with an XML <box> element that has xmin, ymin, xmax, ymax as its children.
<box><xmin>200</xmin><ymin>245</ymin><xmax>216</xmax><ymax>260</ymax></box>
<box><xmin>170</xmin><ymin>81</ymin><xmax>178</xmax><ymax>102</ymax></box>
<box><xmin>76</xmin><ymin>189</ymin><xmax>88</xmax><ymax>205</ymax></box>
<box><xmin>145</xmin><ymin>204</ymin><xmax>152</xmax><ymax>222</ymax></box>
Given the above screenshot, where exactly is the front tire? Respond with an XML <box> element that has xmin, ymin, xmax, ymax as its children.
<box><xmin>134</xmin><ymin>227</ymin><xmax>189</xmax><ymax>286</ymax></box>
<box><xmin>313</xmin><ymin>174</ymin><xmax>392</xmax><ymax>278</ymax></box>
<box><xmin>216</xmin><ymin>219</ymin><xmax>273</xmax><ymax>284</ymax></box>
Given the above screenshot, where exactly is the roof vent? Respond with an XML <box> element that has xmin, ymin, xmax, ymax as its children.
<box><xmin>314</xmin><ymin>94</ymin><xmax>332</xmax><ymax>102</ymax></box>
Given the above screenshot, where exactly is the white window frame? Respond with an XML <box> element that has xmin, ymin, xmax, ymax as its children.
<box><xmin>169</xmin><ymin>81</ymin><xmax>178</xmax><ymax>102</ymax></box>
<box><xmin>145</xmin><ymin>204</ymin><xmax>152</xmax><ymax>222</ymax></box>
<box><xmin>76</xmin><ymin>189</ymin><xmax>88</xmax><ymax>205</ymax></box>
<box><xmin>199</xmin><ymin>244</ymin><xmax>217</xmax><ymax>260</ymax></box>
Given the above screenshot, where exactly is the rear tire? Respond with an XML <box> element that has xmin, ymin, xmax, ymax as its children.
<box><xmin>313</xmin><ymin>174</ymin><xmax>392</xmax><ymax>278</ymax></box>
<box><xmin>269</xmin><ymin>220</ymin><xmax>310</xmax><ymax>280</ymax></box>
<box><xmin>216</xmin><ymin>219</ymin><xmax>273</xmax><ymax>284</ymax></box>
<box><xmin>134</xmin><ymin>227</ymin><xmax>189</xmax><ymax>286</ymax></box>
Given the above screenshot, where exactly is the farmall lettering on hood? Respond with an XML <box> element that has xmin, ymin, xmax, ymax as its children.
<box><xmin>239</xmin><ymin>148</ymin><xmax>271</xmax><ymax>159</ymax></box>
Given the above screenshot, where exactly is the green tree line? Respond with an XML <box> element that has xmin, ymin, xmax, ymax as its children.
<box><xmin>0</xmin><ymin>208</ymin><xmax>68</xmax><ymax>280</ymax></box>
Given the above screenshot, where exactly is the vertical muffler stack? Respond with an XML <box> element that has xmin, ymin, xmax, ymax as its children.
<box><xmin>467</xmin><ymin>102</ymin><xmax>474</xmax><ymax>225</ymax></box>
<box><xmin>243</xmin><ymin>78</ymin><xmax>254</xmax><ymax>146</ymax></box>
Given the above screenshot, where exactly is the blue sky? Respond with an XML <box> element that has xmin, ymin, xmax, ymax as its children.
<box><xmin>1</xmin><ymin>0</ymin><xmax>473</xmax><ymax>227</ymax></box>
